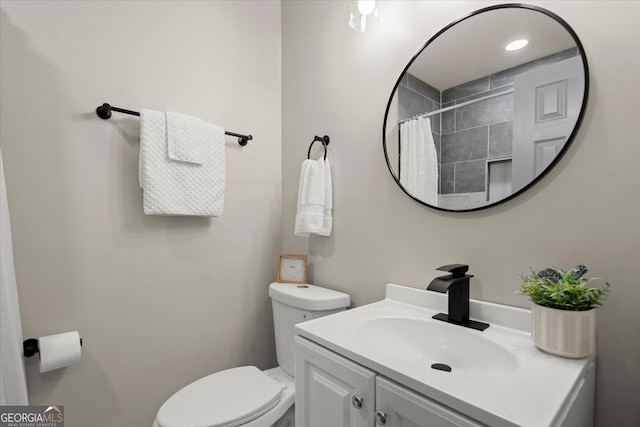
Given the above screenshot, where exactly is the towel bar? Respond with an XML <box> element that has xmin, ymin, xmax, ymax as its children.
<box><xmin>96</xmin><ymin>103</ymin><xmax>253</xmax><ymax>146</ymax></box>
<box><xmin>308</xmin><ymin>135</ymin><xmax>330</xmax><ymax>160</ymax></box>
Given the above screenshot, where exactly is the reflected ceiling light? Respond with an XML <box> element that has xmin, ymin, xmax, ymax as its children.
<box><xmin>505</xmin><ymin>39</ymin><xmax>529</xmax><ymax>51</ymax></box>
<box><xmin>348</xmin><ymin>0</ymin><xmax>379</xmax><ymax>33</ymax></box>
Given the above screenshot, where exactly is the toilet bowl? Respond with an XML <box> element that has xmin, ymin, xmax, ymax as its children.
<box><xmin>152</xmin><ymin>366</ymin><xmax>295</xmax><ymax>427</ymax></box>
<box><xmin>152</xmin><ymin>283</ymin><xmax>350</xmax><ymax>427</ymax></box>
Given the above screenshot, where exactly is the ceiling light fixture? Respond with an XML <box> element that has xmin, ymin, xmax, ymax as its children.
<box><xmin>348</xmin><ymin>0</ymin><xmax>379</xmax><ymax>33</ymax></box>
<box><xmin>505</xmin><ymin>39</ymin><xmax>529</xmax><ymax>51</ymax></box>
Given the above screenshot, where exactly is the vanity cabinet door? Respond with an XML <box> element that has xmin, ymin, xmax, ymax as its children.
<box><xmin>295</xmin><ymin>336</ymin><xmax>376</xmax><ymax>427</ymax></box>
<box><xmin>375</xmin><ymin>377</ymin><xmax>483</xmax><ymax>427</ymax></box>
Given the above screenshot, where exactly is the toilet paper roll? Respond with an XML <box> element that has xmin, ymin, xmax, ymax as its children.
<box><xmin>38</xmin><ymin>331</ymin><xmax>82</xmax><ymax>373</ymax></box>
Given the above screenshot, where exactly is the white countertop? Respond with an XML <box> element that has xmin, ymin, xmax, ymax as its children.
<box><xmin>295</xmin><ymin>283</ymin><xmax>594</xmax><ymax>427</ymax></box>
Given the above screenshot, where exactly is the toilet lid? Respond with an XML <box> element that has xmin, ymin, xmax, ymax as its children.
<box><xmin>157</xmin><ymin>366</ymin><xmax>284</xmax><ymax>427</ymax></box>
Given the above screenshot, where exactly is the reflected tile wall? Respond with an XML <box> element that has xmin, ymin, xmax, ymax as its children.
<box><xmin>397</xmin><ymin>74</ymin><xmax>441</xmax><ymax>134</ymax></box>
<box><xmin>455</xmin><ymin>160</ymin><xmax>486</xmax><ymax>193</ymax></box>
<box><xmin>442</xmin><ymin>76</ymin><xmax>490</xmax><ymax>104</ymax></box>
<box><xmin>407</xmin><ymin>74</ymin><xmax>440</xmax><ymax>101</ymax></box>
<box><xmin>398</xmin><ymin>85</ymin><xmax>434</xmax><ymax>121</ymax></box>
<box><xmin>455</xmin><ymin>93</ymin><xmax>513</xmax><ymax>132</ymax></box>
<box><xmin>441</xmin><ymin>126</ymin><xmax>488</xmax><ymax>164</ymax></box>
<box><xmin>396</xmin><ymin>49</ymin><xmax>577</xmax><ymax>197</ymax></box>
<box><xmin>489</xmin><ymin>121</ymin><xmax>513</xmax><ymax>158</ymax></box>
<box><xmin>440</xmin><ymin>86</ymin><xmax>512</xmax><ymax>195</ymax></box>
<box><xmin>440</xmin><ymin>163</ymin><xmax>455</xmax><ymax>194</ymax></box>
<box><xmin>438</xmin><ymin>49</ymin><xmax>578</xmax><ymax>195</ymax></box>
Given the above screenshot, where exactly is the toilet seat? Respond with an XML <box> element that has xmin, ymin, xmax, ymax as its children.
<box><xmin>156</xmin><ymin>366</ymin><xmax>284</xmax><ymax>427</ymax></box>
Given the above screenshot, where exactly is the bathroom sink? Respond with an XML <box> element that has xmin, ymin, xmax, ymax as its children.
<box><xmin>353</xmin><ymin>316</ymin><xmax>518</xmax><ymax>375</ymax></box>
<box><xmin>296</xmin><ymin>284</ymin><xmax>595</xmax><ymax>427</ymax></box>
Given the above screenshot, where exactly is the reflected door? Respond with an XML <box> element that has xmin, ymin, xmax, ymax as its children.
<box><xmin>512</xmin><ymin>56</ymin><xmax>584</xmax><ymax>193</ymax></box>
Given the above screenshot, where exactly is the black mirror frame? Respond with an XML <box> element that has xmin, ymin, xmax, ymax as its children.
<box><xmin>382</xmin><ymin>3</ymin><xmax>590</xmax><ymax>212</ymax></box>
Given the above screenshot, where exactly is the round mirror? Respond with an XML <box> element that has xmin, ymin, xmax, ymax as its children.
<box><xmin>383</xmin><ymin>4</ymin><xmax>588</xmax><ymax>212</ymax></box>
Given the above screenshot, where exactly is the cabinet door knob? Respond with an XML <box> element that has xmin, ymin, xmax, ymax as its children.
<box><xmin>352</xmin><ymin>394</ymin><xmax>364</xmax><ymax>409</ymax></box>
<box><xmin>375</xmin><ymin>410</ymin><xmax>387</xmax><ymax>425</ymax></box>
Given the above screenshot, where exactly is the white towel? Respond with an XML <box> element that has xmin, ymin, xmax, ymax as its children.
<box><xmin>320</xmin><ymin>159</ymin><xmax>333</xmax><ymax>236</ymax></box>
<box><xmin>139</xmin><ymin>109</ymin><xmax>225</xmax><ymax>216</ymax></box>
<box><xmin>166</xmin><ymin>111</ymin><xmax>208</xmax><ymax>164</ymax></box>
<box><xmin>295</xmin><ymin>158</ymin><xmax>332</xmax><ymax>237</ymax></box>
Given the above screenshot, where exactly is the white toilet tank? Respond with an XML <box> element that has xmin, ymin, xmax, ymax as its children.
<box><xmin>268</xmin><ymin>283</ymin><xmax>350</xmax><ymax>376</ymax></box>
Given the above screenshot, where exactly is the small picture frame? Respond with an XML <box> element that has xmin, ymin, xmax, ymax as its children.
<box><xmin>277</xmin><ymin>253</ymin><xmax>308</xmax><ymax>284</ymax></box>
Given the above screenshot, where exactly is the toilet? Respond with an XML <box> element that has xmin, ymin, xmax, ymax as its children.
<box><xmin>152</xmin><ymin>282</ymin><xmax>350</xmax><ymax>427</ymax></box>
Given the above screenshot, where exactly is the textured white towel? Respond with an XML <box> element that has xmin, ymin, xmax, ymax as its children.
<box><xmin>166</xmin><ymin>111</ymin><xmax>208</xmax><ymax>164</ymax></box>
<box><xmin>139</xmin><ymin>109</ymin><xmax>225</xmax><ymax>216</ymax></box>
<box><xmin>294</xmin><ymin>158</ymin><xmax>333</xmax><ymax>237</ymax></box>
<box><xmin>320</xmin><ymin>159</ymin><xmax>332</xmax><ymax>236</ymax></box>
<box><xmin>295</xmin><ymin>158</ymin><xmax>326</xmax><ymax>237</ymax></box>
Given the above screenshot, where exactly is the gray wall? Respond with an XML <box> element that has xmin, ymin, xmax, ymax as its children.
<box><xmin>0</xmin><ymin>2</ymin><xmax>281</xmax><ymax>427</ymax></box>
<box><xmin>282</xmin><ymin>2</ymin><xmax>640</xmax><ymax>426</ymax></box>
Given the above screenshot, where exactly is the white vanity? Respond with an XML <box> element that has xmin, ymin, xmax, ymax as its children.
<box><xmin>294</xmin><ymin>284</ymin><xmax>595</xmax><ymax>427</ymax></box>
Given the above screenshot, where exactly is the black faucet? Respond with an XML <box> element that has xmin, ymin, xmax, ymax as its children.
<box><xmin>427</xmin><ymin>264</ymin><xmax>489</xmax><ymax>331</ymax></box>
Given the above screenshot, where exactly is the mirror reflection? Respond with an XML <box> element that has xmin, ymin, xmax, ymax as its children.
<box><xmin>383</xmin><ymin>5</ymin><xmax>587</xmax><ymax>211</ymax></box>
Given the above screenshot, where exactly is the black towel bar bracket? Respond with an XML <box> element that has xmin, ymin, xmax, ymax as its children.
<box><xmin>308</xmin><ymin>135</ymin><xmax>330</xmax><ymax>160</ymax></box>
<box><xmin>96</xmin><ymin>103</ymin><xmax>253</xmax><ymax>146</ymax></box>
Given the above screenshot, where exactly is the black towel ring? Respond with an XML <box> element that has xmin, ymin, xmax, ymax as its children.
<box><xmin>307</xmin><ymin>135</ymin><xmax>330</xmax><ymax>160</ymax></box>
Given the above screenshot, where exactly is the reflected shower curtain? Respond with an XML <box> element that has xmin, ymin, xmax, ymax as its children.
<box><xmin>0</xmin><ymin>149</ymin><xmax>28</xmax><ymax>405</ymax></box>
<box><xmin>399</xmin><ymin>117</ymin><xmax>438</xmax><ymax>205</ymax></box>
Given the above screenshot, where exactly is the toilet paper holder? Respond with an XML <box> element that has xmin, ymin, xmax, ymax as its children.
<box><xmin>23</xmin><ymin>337</ymin><xmax>83</xmax><ymax>358</ymax></box>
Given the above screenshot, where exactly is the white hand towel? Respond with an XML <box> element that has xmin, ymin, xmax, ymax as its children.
<box><xmin>139</xmin><ymin>109</ymin><xmax>225</xmax><ymax>216</ymax></box>
<box><xmin>295</xmin><ymin>158</ymin><xmax>326</xmax><ymax>237</ymax></box>
<box><xmin>166</xmin><ymin>111</ymin><xmax>208</xmax><ymax>164</ymax></box>
<box><xmin>319</xmin><ymin>158</ymin><xmax>332</xmax><ymax>236</ymax></box>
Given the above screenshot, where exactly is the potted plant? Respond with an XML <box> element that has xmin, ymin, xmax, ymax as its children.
<box><xmin>519</xmin><ymin>265</ymin><xmax>609</xmax><ymax>358</ymax></box>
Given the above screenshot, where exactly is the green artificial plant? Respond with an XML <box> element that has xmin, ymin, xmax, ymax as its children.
<box><xmin>520</xmin><ymin>265</ymin><xmax>609</xmax><ymax>311</ymax></box>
